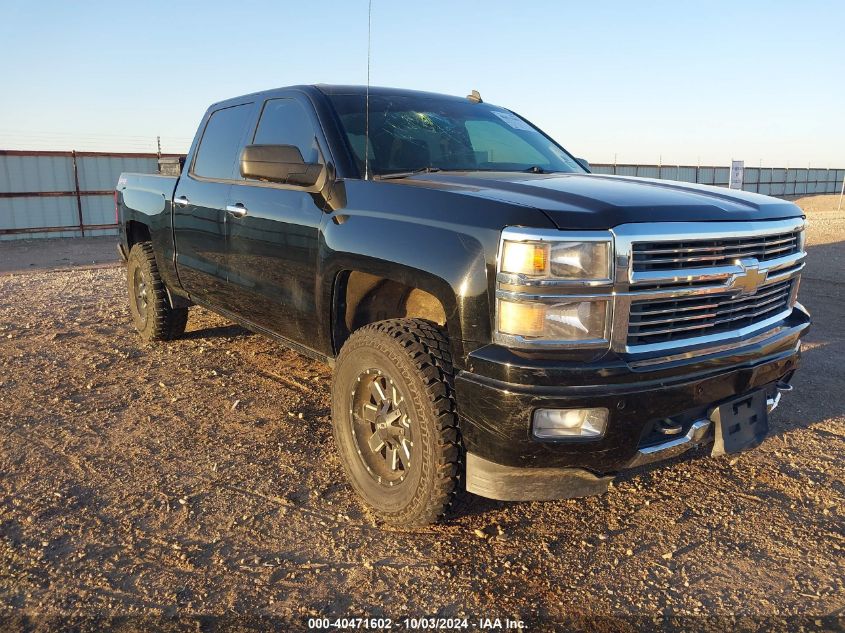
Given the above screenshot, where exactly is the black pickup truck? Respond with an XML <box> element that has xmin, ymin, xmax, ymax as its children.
<box><xmin>116</xmin><ymin>85</ymin><xmax>809</xmax><ymax>526</ymax></box>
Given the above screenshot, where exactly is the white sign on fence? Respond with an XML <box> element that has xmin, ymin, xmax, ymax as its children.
<box><xmin>729</xmin><ymin>160</ymin><xmax>744</xmax><ymax>190</ymax></box>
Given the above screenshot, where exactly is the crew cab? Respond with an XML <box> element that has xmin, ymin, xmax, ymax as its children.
<box><xmin>116</xmin><ymin>85</ymin><xmax>810</xmax><ymax>525</ymax></box>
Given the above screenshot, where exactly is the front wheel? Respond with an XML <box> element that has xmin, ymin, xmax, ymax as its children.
<box><xmin>331</xmin><ymin>319</ymin><xmax>461</xmax><ymax>526</ymax></box>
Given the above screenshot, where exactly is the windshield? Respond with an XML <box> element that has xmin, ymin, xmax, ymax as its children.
<box><xmin>327</xmin><ymin>93</ymin><xmax>586</xmax><ymax>177</ymax></box>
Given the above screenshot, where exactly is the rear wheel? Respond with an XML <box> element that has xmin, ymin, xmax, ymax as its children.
<box><xmin>126</xmin><ymin>242</ymin><xmax>188</xmax><ymax>341</ymax></box>
<box><xmin>331</xmin><ymin>319</ymin><xmax>461</xmax><ymax>526</ymax></box>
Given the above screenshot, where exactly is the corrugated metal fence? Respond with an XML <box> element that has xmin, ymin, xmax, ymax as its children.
<box><xmin>591</xmin><ymin>164</ymin><xmax>845</xmax><ymax>196</ymax></box>
<box><xmin>1</xmin><ymin>151</ymin><xmax>843</xmax><ymax>240</ymax></box>
<box><xmin>0</xmin><ymin>150</ymin><xmax>171</xmax><ymax>240</ymax></box>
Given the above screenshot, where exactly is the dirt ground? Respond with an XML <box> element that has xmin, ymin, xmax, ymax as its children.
<box><xmin>0</xmin><ymin>236</ymin><xmax>118</xmax><ymax>275</ymax></box>
<box><xmin>0</xmin><ymin>196</ymin><xmax>843</xmax><ymax>631</ymax></box>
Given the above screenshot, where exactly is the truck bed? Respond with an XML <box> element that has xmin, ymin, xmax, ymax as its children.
<box><xmin>118</xmin><ymin>173</ymin><xmax>178</xmax><ymax>220</ymax></box>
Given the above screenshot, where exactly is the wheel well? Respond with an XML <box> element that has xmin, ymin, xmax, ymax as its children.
<box><xmin>334</xmin><ymin>271</ymin><xmax>447</xmax><ymax>353</ymax></box>
<box><xmin>126</xmin><ymin>221</ymin><xmax>152</xmax><ymax>251</ymax></box>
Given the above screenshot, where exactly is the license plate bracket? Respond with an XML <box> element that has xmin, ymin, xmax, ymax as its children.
<box><xmin>710</xmin><ymin>390</ymin><xmax>769</xmax><ymax>456</ymax></box>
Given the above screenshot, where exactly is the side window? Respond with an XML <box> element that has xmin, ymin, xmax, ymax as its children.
<box><xmin>251</xmin><ymin>98</ymin><xmax>321</xmax><ymax>166</ymax></box>
<box><xmin>465</xmin><ymin>120</ymin><xmax>547</xmax><ymax>166</ymax></box>
<box><xmin>192</xmin><ymin>104</ymin><xmax>253</xmax><ymax>180</ymax></box>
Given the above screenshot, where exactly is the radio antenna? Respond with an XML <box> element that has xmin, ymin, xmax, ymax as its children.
<box><xmin>364</xmin><ymin>0</ymin><xmax>372</xmax><ymax>180</ymax></box>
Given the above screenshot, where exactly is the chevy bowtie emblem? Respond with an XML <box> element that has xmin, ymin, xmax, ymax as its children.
<box><xmin>729</xmin><ymin>258</ymin><xmax>767</xmax><ymax>295</ymax></box>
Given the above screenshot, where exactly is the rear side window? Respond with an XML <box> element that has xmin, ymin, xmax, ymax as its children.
<box><xmin>193</xmin><ymin>104</ymin><xmax>253</xmax><ymax>180</ymax></box>
<box><xmin>252</xmin><ymin>98</ymin><xmax>321</xmax><ymax>165</ymax></box>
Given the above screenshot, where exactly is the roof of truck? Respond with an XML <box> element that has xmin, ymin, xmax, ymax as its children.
<box><xmin>313</xmin><ymin>84</ymin><xmax>467</xmax><ymax>101</ymax></box>
<box><xmin>209</xmin><ymin>84</ymin><xmax>468</xmax><ymax>109</ymax></box>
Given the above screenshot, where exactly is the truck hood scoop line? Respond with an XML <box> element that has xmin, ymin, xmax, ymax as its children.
<box><xmin>397</xmin><ymin>173</ymin><xmax>803</xmax><ymax>230</ymax></box>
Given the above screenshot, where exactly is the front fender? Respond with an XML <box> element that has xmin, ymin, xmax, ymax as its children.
<box><xmin>320</xmin><ymin>212</ymin><xmax>493</xmax><ymax>366</ymax></box>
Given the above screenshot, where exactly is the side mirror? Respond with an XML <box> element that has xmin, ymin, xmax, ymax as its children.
<box><xmin>240</xmin><ymin>144</ymin><xmax>324</xmax><ymax>187</ymax></box>
<box><xmin>576</xmin><ymin>157</ymin><xmax>591</xmax><ymax>172</ymax></box>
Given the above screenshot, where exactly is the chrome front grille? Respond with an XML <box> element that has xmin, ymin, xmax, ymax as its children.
<box><xmin>627</xmin><ymin>278</ymin><xmax>793</xmax><ymax>346</ymax></box>
<box><xmin>611</xmin><ymin>218</ymin><xmax>806</xmax><ymax>356</ymax></box>
<box><xmin>632</xmin><ymin>230</ymin><xmax>802</xmax><ymax>271</ymax></box>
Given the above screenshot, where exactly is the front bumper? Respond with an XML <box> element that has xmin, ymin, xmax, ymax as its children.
<box><xmin>456</xmin><ymin>305</ymin><xmax>809</xmax><ymax>501</ymax></box>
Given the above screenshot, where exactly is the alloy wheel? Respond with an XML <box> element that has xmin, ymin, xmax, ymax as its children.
<box><xmin>349</xmin><ymin>369</ymin><xmax>415</xmax><ymax>486</ymax></box>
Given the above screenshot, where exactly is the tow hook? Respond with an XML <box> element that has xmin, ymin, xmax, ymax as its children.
<box><xmin>656</xmin><ymin>418</ymin><xmax>684</xmax><ymax>435</ymax></box>
<box><xmin>767</xmin><ymin>381</ymin><xmax>793</xmax><ymax>413</ymax></box>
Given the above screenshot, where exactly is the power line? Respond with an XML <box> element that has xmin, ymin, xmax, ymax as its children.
<box><xmin>0</xmin><ymin>128</ymin><xmax>193</xmax><ymax>140</ymax></box>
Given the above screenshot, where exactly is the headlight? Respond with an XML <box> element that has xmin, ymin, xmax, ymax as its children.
<box><xmin>501</xmin><ymin>241</ymin><xmax>548</xmax><ymax>276</ymax></box>
<box><xmin>501</xmin><ymin>238</ymin><xmax>611</xmax><ymax>281</ymax></box>
<box><xmin>497</xmin><ymin>298</ymin><xmax>609</xmax><ymax>341</ymax></box>
<box><xmin>550</xmin><ymin>241</ymin><xmax>610</xmax><ymax>279</ymax></box>
<box><xmin>495</xmin><ymin>228</ymin><xmax>614</xmax><ymax>348</ymax></box>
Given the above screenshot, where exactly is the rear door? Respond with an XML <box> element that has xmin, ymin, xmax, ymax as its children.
<box><xmin>173</xmin><ymin>102</ymin><xmax>254</xmax><ymax>305</ymax></box>
<box><xmin>220</xmin><ymin>95</ymin><xmax>326</xmax><ymax>343</ymax></box>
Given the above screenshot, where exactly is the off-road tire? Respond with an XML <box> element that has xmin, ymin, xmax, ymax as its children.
<box><xmin>127</xmin><ymin>242</ymin><xmax>188</xmax><ymax>342</ymax></box>
<box><xmin>331</xmin><ymin>318</ymin><xmax>461</xmax><ymax>526</ymax></box>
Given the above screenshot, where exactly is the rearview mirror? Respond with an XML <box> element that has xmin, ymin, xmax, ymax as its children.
<box><xmin>240</xmin><ymin>144</ymin><xmax>324</xmax><ymax>187</ymax></box>
<box><xmin>576</xmin><ymin>157</ymin><xmax>591</xmax><ymax>172</ymax></box>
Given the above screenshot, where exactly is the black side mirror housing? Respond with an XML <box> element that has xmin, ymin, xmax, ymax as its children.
<box><xmin>576</xmin><ymin>157</ymin><xmax>591</xmax><ymax>172</ymax></box>
<box><xmin>240</xmin><ymin>144</ymin><xmax>324</xmax><ymax>188</ymax></box>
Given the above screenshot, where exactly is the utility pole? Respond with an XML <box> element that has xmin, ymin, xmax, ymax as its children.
<box><xmin>157</xmin><ymin>136</ymin><xmax>161</xmax><ymax>159</ymax></box>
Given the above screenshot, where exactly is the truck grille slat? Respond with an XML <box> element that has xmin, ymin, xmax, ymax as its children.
<box><xmin>630</xmin><ymin>289</ymin><xmax>788</xmax><ymax>327</ymax></box>
<box><xmin>632</xmin><ymin>231</ymin><xmax>801</xmax><ymax>271</ymax></box>
<box><xmin>629</xmin><ymin>289</ymin><xmax>789</xmax><ymax>325</ymax></box>
<box><xmin>630</xmin><ymin>296</ymin><xmax>789</xmax><ymax>337</ymax></box>
<box><xmin>633</xmin><ymin>301</ymin><xmax>723</xmax><ymax>317</ymax></box>
<box><xmin>628</xmin><ymin>279</ymin><xmax>793</xmax><ymax>345</ymax></box>
<box><xmin>639</xmin><ymin>243</ymin><xmax>797</xmax><ymax>266</ymax></box>
<box><xmin>634</xmin><ymin>281</ymin><xmax>789</xmax><ymax>316</ymax></box>
<box><xmin>634</xmin><ymin>234</ymin><xmax>798</xmax><ymax>256</ymax></box>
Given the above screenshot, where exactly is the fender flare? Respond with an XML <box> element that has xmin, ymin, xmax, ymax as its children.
<box><xmin>320</xmin><ymin>214</ymin><xmax>493</xmax><ymax>363</ymax></box>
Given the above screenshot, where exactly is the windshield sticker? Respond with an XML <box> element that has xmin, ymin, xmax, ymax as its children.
<box><xmin>492</xmin><ymin>110</ymin><xmax>533</xmax><ymax>131</ymax></box>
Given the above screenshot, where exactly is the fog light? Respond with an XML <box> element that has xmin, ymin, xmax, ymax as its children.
<box><xmin>533</xmin><ymin>408</ymin><xmax>608</xmax><ymax>439</ymax></box>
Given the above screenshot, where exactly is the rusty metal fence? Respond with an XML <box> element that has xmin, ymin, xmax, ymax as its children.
<box><xmin>0</xmin><ymin>150</ymin><xmax>178</xmax><ymax>240</ymax></box>
<box><xmin>2</xmin><ymin>150</ymin><xmax>843</xmax><ymax>240</ymax></box>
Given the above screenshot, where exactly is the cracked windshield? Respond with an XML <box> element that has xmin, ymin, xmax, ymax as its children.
<box><xmin>328</xmin><ymin>93</ymin><xmax>585</xmax><ymax>177</ymax></box>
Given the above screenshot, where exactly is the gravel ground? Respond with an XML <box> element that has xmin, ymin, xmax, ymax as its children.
<box><xmin>0</xmin><ymin>196</ymin><xmax>843</xmax><ymax>631</ymax></box>
<box><xmin>0</xmin><ymin>236</ymin><xmax>118</xmax><ymax>274</ymax></box>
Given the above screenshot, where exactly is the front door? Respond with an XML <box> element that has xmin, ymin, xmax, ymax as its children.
<box><xmin>220</xmin><ymin>96</ymin><xmax>325</xmax><ymax>344</ymax></box>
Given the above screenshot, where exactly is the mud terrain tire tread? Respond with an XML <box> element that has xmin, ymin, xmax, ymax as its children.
<box><xmin>127</xmin><ymin>242</ymin><xmax>188</xmax><ymax>342</ymax></box>
<box><xmin>331</xmin><ymin>318</ymin><xmax>461</xmax><ymax>526</ymax></box>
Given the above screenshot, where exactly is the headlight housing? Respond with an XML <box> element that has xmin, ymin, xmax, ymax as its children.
<box><xmin>497</xmin><ymin>298</ymin><xmax>610</xmax><ymax>341</ymax></box>
<box><xmin>501</xmin><ymin>240</ymin><xmax>611</xmax><ymax>280</ymax></box>
<box><xmin>495</xmin><ymin>228</ymin><xmax>614</xmax><ymax>348</ymax></box>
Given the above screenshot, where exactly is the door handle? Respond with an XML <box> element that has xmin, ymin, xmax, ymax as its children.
<box><xmin>226</xmin><ymin>204</ymin><xmax>248</xmax><ymax>218</ymax></box>
<box><xmin>174</xmin><ymin>195</ymin><xmax>189</xmax><ymax>208</ymax></box>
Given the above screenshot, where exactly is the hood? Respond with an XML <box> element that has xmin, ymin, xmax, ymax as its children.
<box><xmin>396</xmin><ymin>172</ymin><xmax>803</xmax><ymax>230</ymax></box>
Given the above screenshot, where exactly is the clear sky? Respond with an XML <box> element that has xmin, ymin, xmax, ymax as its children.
<box><xmin>2</xmin><ymin>0</ymin><xmax>842</xmax><ymax>167</ymax></box>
